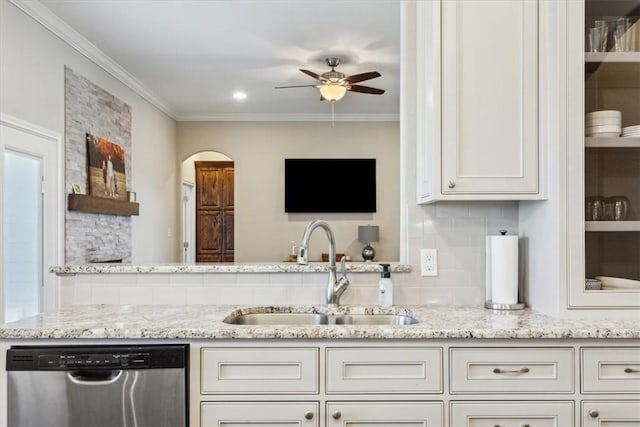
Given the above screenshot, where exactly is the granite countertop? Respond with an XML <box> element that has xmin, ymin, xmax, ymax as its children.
<box><xmin>1</xmin><ymin>304</ymin><xmax>638</xmax><ymax>340</ymax></box>
<box><xmin>50</xmin><ymin>262</ymin><xmax>411</xmax><ymax>275</ymax></box>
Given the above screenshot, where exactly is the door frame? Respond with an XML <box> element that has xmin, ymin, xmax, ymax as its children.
<box><xmin>0</xmin><ymin>113</ymin><xmax>63</xmax><ymax>320</ymax></box>
<box><xmin>182</xmin><ymin>180</ymin><xmax>195</xmax><ymax>263</ymax></box>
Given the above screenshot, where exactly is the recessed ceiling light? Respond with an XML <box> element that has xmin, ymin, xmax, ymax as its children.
<box><xmin>233</xmin><ymin>91</ymin><xmax>247</xmax><ymax>101</ymax></box>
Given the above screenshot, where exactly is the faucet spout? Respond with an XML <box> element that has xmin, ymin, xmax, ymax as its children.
<box><xmin>297</xmin><ymin>220</ymin><xmax>349</xmax><ymax>305</ymax></box>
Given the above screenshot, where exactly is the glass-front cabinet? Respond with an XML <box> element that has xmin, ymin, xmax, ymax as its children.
<box><xmin>569</xmin><ymin>0</ymin><xmax>640</xmax><ymax>308</ymax></box>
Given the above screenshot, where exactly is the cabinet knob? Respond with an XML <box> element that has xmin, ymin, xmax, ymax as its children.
<box><xmin>448</xmin><ymin>180</ymin><xmax>456</xmax><ymax>189</ymax></box>
<box><xmin>588</xmin><ymin>409</ymin><xmax>599</xmax><ymax>418</ymax></box>
<box><xmin>304</xmin><ymin>411</ymin><xmax>314</xmax><ymax>420</ymax></box>
<box><xmin>332</xmin><ymin>411</ymin><xmax>342</xmax><ymax>420</ymax></box>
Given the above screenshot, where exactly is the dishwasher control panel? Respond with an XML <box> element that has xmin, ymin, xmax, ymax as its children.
<box><xmin>6</xmin><ymin>345</ymin><xmax>187</xmax><ymax>371</ymax></box>
<box><xmin>37</xmin><ymin>352</ymin><xmax>150</xmax><ymax>369</ymax></box>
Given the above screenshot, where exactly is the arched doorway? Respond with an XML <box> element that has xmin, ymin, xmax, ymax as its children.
<box><xmin>181</xmin><ymin>151</ymin><xmax>234</xmax><ymax>263</ymax></box>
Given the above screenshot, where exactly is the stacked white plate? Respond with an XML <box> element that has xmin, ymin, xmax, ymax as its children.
<box><xmin>622</xmin><ymin>125</ymin><xmax>640</xmax><ymax>137</ymax></box>
<box><xmin>595</xmin><ymin>276</ymin><xmax>640</xmax><ymax>290</ymax></box>
<box><xmin>585</xmin><ymin>110</ymin><xmax>621</xmax><ymax>137</ymax></box>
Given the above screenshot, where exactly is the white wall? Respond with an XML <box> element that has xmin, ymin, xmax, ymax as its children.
<box><xmin>177</xmin><ymin>121</ymin><xmax>401</xmax><ymax>263</ymax></box>
<box><xmin>0</xmin><ymin>1</ymin><xmax>179</xmax><ymax>263</ymax></box>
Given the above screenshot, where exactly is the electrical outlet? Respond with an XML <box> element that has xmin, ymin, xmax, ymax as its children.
<box><xmin>420</xmin><ymin>249</ymin><xmax>438</xmax><ymax>276</ymax></box>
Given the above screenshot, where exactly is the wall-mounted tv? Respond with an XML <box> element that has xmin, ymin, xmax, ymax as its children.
<box><xmin>285</xmin><ymin>158</ymin><xmax>376</xmax><ymax>213</ymax></box>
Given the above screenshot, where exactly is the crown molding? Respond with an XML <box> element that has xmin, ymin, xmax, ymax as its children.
<box><xmin>176</xmin><ymin>113</ymin><xmax>400</xmax><ymax>122</ymax></box>
<box><xmin>10</xmin><ymin>0</ymin><xmax>179</xmax><ymax>119</ymax></box>
<box><xmin>10</xmin><ymin>0</ymin><xmax>399</xmax><ymax>124</ymax></box>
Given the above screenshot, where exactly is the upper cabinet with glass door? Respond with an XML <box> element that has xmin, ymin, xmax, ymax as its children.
<box><xmin>568</xmin><ymin>0</ymin><xmax>640</xmax><ymax>308</ymax></box>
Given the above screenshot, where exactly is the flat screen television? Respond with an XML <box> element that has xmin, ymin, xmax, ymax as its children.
<box><xmin>285</xmin><ymin>158</ymin><xmax>376</xmax><ymax>213</ymax></box>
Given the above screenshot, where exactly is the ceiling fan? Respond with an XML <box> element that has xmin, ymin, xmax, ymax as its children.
<box><xmin>275</xmin><ymin>57</ymin><xmax>385</xmax><ymax>101</ymax></box>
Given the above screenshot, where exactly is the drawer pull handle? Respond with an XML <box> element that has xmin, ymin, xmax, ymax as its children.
<box><xmin>493</xmin><ymin>367</ymin><xmax>530</xmax><ymax>374</ymax></box>
<box><xmin>624</xmin><ymin>368</ymin><xmax>639</xmax><ymax>373</ymax></box>
<box><xmin>332</xmin><ymin>411</ymin><xmax>342</xmax><ymax>420</ymax></box>
<box><xmin>304</xmin><ymin>411</ymin><xmax>314</xmax><ymax>420</ymax></box>
<box><xmin>589</xmin><ymin>409</ymin><xmax>599</xmax><ymax>418</ymax></box>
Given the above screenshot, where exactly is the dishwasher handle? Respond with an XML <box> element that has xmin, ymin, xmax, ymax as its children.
<box><xmin>67</xmin><ymin>369</ymin><xmax>122</xmax><ymax>385</ymax></box>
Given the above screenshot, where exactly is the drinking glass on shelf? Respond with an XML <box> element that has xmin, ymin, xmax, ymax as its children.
<box><xmin>613</xmin><ymin>18</ymin><xmax>631</xmax><ymax>52</ymax></box>
<box><xmin>586</xmin><ymin>196</ymin><xmax>605</xmax><ymax>221</ymax></box>
<box><xmin>587</xmin><ymin>20</ymin><xmax>609</xmax><ymax>52</ymax></box>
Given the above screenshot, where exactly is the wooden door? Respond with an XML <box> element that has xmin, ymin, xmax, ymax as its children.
<box><xmin>195</xmin><ymin>161</ymin><xmax>234</xmax><ymax>262</ymax></box>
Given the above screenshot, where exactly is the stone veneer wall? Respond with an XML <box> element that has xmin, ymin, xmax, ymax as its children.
<box><xmin>64</xmin><ymin>67</ymin><xmax>132</xmax><ymax>263</ymax></box>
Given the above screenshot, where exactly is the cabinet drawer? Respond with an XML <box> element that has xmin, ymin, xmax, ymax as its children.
<box><xmin>582</xmin><ymin>348</ymin><xmax>640</xmax><ymax>393</ymax></box>
<box><xmin>450</xmin><ymin>347</ymin><xmax>574</xmax><ymax>393</ymax></box>
<box><xmin>581</xmin><ymin>401</ymin><xmax>640</xmax><ymax>426</ymax></box>
<box><xmin>201</xmin><ymin>347</ymin><xmax>319</xmax><ymax>394</ymax></box>
<box><xmin>326</xmin><ymin>402</ymin><xmax>443</xmax><ymax>426</ymax></box>
<box><xmin>450</xmin><ymin>401</ymin><xmax>574</xmax><ymax>427</ymax></box>
<box><xmin>201</xmin><ymin>402</ymin><xmax>319</xmax><ymax>426</ymax></box>
<box><xmin>326</xmin><ymin>347</ymin><xmax>443</xmax><ymax>394</ymax></box>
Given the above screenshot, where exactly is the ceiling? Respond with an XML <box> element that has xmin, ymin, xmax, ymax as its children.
<box><xmin>34</xmin><ymin>0</ymin><xmax>401</xmax><ymax>121</ymax></box>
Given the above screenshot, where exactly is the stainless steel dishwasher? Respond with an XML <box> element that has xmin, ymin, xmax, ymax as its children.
<box><xmin>6</xmin><ymin>344</ymin><xmax>188</xmax><ymax>427</ymax></box>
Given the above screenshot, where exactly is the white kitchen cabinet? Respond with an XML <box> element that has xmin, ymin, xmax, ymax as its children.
<box><xmin>450</xmin><ymin>401</ymin><xmax>574</xmax><ymax>427</ymax></box>
<box><xmin>415</xmin><ymin>0</ymin><xmax>541</xmax><ymax>203</ymax></box>
<box><xmin>325</xmin><ymin>347</ymin><xmax>442</xmax><ymax>394</ymax></box>
<box><xmin>566</xmin><ymin>0</ymin><xmax>640</xmax><ymax>309</ymax></box>
<box><xmin>449</xmin><ymin>347</ymin><xmax>574</xmax><ymax>394</ymax></box>
<box><xmin>200</xmin><ymin>347</ymin><xmax>318</xmax><ymax>394</ymax></box>
<box><xmin>581</xmin><ymin>401</ymin><xmax>640</xmax><ymax>426</ymax></box>
<box><xmin>326</xmin><ymin>402</ymin><xmax>442</xmax><ymax>427</ymax></box>
<box><xmin>193</xmin><ymin>342</ymin><xmax>639</xmax><ymax>427</ymax></box>
<box><xmin>201</xmin><ymin>402</ymin><xmax>319</xmax><ymax>427</ymax></box>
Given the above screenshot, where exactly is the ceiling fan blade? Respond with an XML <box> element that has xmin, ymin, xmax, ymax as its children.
<box><xmin>346</xmin><ymin>71</ymin><xmax>381</xmax><ymax>84</ymax></box>
<box><xmin>299</xmin><ymin>69</ymin><xmax>321</xmax><ymax>80</ymax></box>
<box><xmin>274</xmin><ymin>85</ymin><xmax>318</xmax><ymax>89</ymax></box>
<box><xmin>349</xmin><ymin>85</ymin><xmax>385</xmax><ymax>95</ymax></box>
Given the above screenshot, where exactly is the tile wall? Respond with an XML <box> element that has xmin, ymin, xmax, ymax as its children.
<box><xmin>59</xmin><ymin>201</ymin><xmax>518</xmax><ymax>307</ymax></box>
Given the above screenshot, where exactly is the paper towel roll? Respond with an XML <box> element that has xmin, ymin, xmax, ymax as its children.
<box><xmin>486</xmin><ymin>234</ymin><xmax>519</xmax><ymax>304</ymax></box>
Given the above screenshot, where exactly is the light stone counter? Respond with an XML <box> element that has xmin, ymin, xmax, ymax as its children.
<box><xmin>1</xmin><ymin>304</ymin><xmax>638</xmax><ymax>340</ymax></box>
<box><xmin>50</xmin><ymin>262</ymin><xmax>411</xmax><ymax>275</ymax></box>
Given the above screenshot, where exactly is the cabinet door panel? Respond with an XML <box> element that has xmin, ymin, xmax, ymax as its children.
<box><xmin>450</xmin><ymin>401</ymin><xmax>574</xmax><ymax>427</ymax></box>
<box><xmin>441</xmin><ymin>0</ymin><xmax>538</xmax><ymax>194</ymax></box>
<box><xmin>582</xmin><ymin>348</ymin><xmax>640</xmax><ymax>393</ymax></box>
<box><xmin>582</xmin><ymin>401</ymin><xmax>640</xmax><ymax>426</ymax></box>
<box><xmin>201</xmin><ymin>402</ymin><xmax>318</xmax><ymax>427</ymax></box>
<box><xmin>450</xmin><ymin>347</ymin><xmax>574</xmax><ymax>393</ymax></box>
<box><xmin>326</xmin><ymin>347</ymin><xmax>443</xmax><ymax>393</ymax></box>
<box><xmin>326</xmin><ymin>402</ymin><xmax>442</xmax><ymax>427</ymax></box>
<box><xmin>201</xmin><ymin>347</ymin><xmax>318</xmax><ymax>394</ymax></box>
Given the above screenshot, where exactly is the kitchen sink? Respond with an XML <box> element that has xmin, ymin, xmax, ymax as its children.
<box><xmin>223</xmin><ymin>311</ymin><xmax>419</xmax><ymax>326</ymax></box>
<box><xmin>225</xmin><ymin>313</ymin><xmax>328</xmax><ymax>325</ymax></box>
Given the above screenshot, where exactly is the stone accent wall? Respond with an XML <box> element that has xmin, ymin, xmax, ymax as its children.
<box><xmin>64</xmin><ymin>67</ymin><xmax>132</xmax><ymax>263</ymax></box>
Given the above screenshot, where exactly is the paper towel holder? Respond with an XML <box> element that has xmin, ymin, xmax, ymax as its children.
<box><xmin>485</xmin><ymin>229</ymin><xmax>524</xmax><ymax>310</ymax></box>
<box><xmin>484</xmin><ymin>301</ymin><xmax>525</xmax><ymax>310</ymax></box>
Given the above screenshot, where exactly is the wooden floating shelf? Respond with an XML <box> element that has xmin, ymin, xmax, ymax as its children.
<box><xmin>68</xmin><ymin>194</ymin><xmax>139</xmax><ymax>216</ymax></box>
<box><xmin>585</xmin><ymin>52</ymin><xmax>640</xmax><ymax>63</ymax></box>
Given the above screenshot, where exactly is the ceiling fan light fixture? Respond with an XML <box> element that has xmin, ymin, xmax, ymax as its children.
<box><xmin>319</xmin><ymin>83</ymin><xmax>347</xmax><ymax>101</ymax></box>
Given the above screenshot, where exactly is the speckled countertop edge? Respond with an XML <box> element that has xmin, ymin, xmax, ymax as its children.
<box><xmin>1</xmin><ymin>305</ymin><xmax>638</xmax><ymax>340</ymax></box>
<box><xmin>50</xmin><ymin>263</ymin><xmax>411</xmax><ymax>275</ymax></box>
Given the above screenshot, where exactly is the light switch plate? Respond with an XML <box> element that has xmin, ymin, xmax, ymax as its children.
<box><xmin>420</xmin><ymin>249</ymin><xmax>438</xmax><ymax>276</ymax></box>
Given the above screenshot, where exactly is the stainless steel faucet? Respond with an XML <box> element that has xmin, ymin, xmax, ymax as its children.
<box><xmin>297</xmin><ymin>220</ymin><xmax>350</xmax><ymax>305</ymax></box>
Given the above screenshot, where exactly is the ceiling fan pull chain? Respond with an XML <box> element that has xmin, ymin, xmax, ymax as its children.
<box><xmin>331</xmin><ymin>101</ymin><xmax>335</xmax><ymax>127</ymax></box>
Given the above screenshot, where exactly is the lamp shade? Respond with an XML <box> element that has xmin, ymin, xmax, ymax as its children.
<box><xmin>358</xmin><ymin>225</ymin><xmax>379</xmax><ymax>243</ymax></box>
<box><xmin>319</xmin><ymin>84</ymin><xmax>347</xmax><ymax>101</ymax></box>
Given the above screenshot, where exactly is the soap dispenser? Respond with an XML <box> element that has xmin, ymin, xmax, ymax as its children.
<box><xmin>378</xmin><ymin>263</ymin><xmax>393</xmax><ymax>307</ymax></box>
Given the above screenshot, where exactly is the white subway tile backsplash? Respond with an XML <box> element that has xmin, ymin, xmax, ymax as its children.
<box><xmin>186</xmin><ymin>287</ymin><xmax>221</xmax><ymax>305</ymax></box>
<box><xmin>91</xmin><ymin>287</ymin><xmax>119</xmax><ymax>304</ymax></box>
<box><xmin>236</xmin><ymin>273</ymin><xmax>271</xmax><ymax>287</ymax></box>
<box><xmin>435</xmin><ymin>203</ymin><xmax>470</xmax><ymax>218</ymax></box>
<box><xmin>169</xmin><ymin>274</ymin><xmax>204</xmax><ymax>287</ymax></box>
<box><xmin>137</xmin><ymin>274</ymin><xmax>170</xmax><ymax>287</ymax></box>
<box><xmin>153</xmin><ymin>287</ymin><xmax>187</xmax><ymax>305</ymax></box>
<box><xmin>203</xmin><ymin>273</ymin><xmax>237</xmax><ymax>286</ymax></box>
<box><xmin>269</xmin><ymin>273</ymin><xmax>303</xmax><ymax>286</ymax></box>
<box><xmin>219</xmin><ymin>287</ymin><xmax>252</xmax><ymax>305</ymax></box>
<box><xmin>119</xmin><ymin>287</ymin><xmax>153</xmax><ymax>305</ymax></box>
<box><xmin>102</xmin><ymin>274</ymin><xmax>137</xmax><ymax>287</ymax></box>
